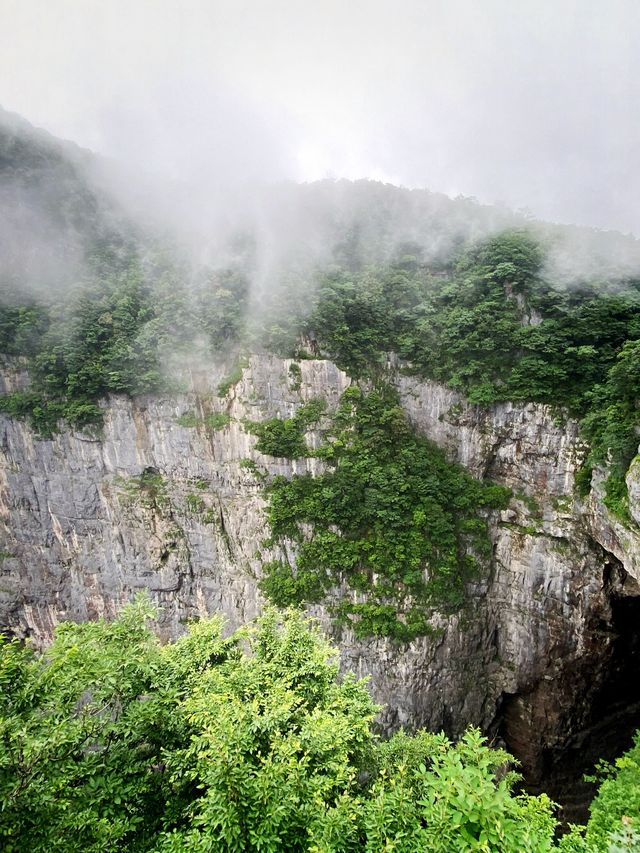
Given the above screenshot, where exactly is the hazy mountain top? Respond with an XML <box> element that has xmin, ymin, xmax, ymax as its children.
<box><xmin>2</xmin><ymin>107</ymin><xmax>640</xmax><ymax>302</ymax></box>
<box><xmin>0</xmin><ymin>107</ymin><xmax>138</xmax><ymax>304</ymax></box>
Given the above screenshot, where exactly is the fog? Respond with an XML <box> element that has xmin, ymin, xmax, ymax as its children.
<box><xmin>2</xmin><ymin>0</ymin><xmax>639</xmax><ymax>235</ymax></box>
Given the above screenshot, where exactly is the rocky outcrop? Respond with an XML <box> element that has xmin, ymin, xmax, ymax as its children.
<box><xmin>585</xmin><ymin>465</ymin><xmax>640</xmax><ymax>584</ymax></box>
<box><xmin>626</xmin><ymin>454</ymin><xmax>640</xmax><ymax>529</ymax></box>
<box><xmin>0</xmin><ymin>356</ymin><xmax>348</xmax><ymax>642</ymax></box>
<box><xmin>1</xmin><ymin>355</ymin><xmax>639</xmax><ymax>813</ymax></box>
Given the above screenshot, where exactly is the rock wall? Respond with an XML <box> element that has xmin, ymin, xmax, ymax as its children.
<box><xmin>1</xmin><ymin>355</ymin><xmax>639</xmax><ymax>802</ymax></box>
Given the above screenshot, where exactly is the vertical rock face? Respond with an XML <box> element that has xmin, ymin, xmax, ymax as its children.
<box><xmin>1</xmin><ymin>355</ymin><xmax>639</xmax><ymax>805</ymax></box>
<box><xmin>0</xmin><ymin>356</ymin><xmax>350</xmax><ymax>641</ymax></box>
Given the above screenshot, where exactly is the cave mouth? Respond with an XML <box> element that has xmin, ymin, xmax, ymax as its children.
<box><xmin>499</xmin><ymin>580</ymin><xmax>640</xmax><ymax>827</ymax></box>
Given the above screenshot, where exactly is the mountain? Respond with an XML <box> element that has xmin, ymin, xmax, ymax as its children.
<box><xmin>0</xmin><ymin>107</ymin><xmax>140</xmax><ymax>303</ymax></box>
<box><xmin>1</xmin><ymin>111</ymin><xmax>640</xmax><ymax>827</ymax></box>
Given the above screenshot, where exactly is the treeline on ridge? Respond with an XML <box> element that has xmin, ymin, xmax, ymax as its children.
<box><xmin>1</xmin><ymin>228</ymin><xmax>639</xmax><ymax>519</ymax></box>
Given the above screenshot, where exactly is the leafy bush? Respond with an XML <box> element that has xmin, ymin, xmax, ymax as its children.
<box><xmin>176</xmin><ymin>411</ymin><xmax>199</xmax><ymax>427</ymax></box>
<box><xmin>583</xmin><ymin>731</ymin><xmax>640</xmax><ymax>849</ymax></box>
<box><xmin>204</xmin><ymin>412</ymin><xmax>232</xmax><ymax>430</ymax></box>
<box><xmin>258</xmin><ymin>385</ymin><xmax>510</xmax><ymax>639</ymax></box>
<box><xmin>0</xmin><ymin>601</ymin><xmax>563</xmax><ymax>853</ymax></box>
<box><xmin>288</xmin><ymin>361</ymin><xmax>303</xmax><ymax>390</ymax></box>
<box><xmin>217</xmin><ymin>356</ymin><xmax>249</xmax><ymax>397</ymax></box>
<box><xmin>176</xmin><ymin>411</ymin><xmax>231</xmax><ymax>430</ymax></box>
<box><xmin>245</xmin><ymin>399</ymin><xmax>326</xmax><ymax>459</ymax></box>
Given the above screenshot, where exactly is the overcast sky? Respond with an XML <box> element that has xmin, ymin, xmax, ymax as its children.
<box><xmin>1</xmin><ymin>0</ymin><xmax>639</xmax><ymax>234</ymax></box>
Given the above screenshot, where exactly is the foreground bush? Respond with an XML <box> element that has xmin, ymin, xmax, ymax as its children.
<box><xmin>0</xmin><ymin>599</ymin><xmax>637</xmax><ymax>851</ymax></box>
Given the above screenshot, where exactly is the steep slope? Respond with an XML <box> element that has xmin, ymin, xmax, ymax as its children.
<box><xmin>1</xmin><ymin>354</ymin><xmax>639</xmax><ymax>820</ymax></box>
<box><xmin>2</xmin><ymin>112</ymin><xmax>640</xmax><ymax>822</ymax></box>
<box><xmin>0</xmin><ymin>106</ymin><xmax>137</xmax><ymax>300</ymax></box>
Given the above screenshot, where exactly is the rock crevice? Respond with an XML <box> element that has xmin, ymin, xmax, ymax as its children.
<box><xmin>1</xmin><ymin>355</ymin><xmax>639</xmax><ymax>809</ymax></box>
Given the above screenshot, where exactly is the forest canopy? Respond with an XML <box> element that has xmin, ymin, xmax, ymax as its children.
<box><xmin>1</xmin><ymin>601</ymin><xmax>638</xmax><ymax>852</ymax></box>
<box><xmin>2</xmin><ymin>224</ymin><xmax>638</xmax><ymax>521</ymax></box>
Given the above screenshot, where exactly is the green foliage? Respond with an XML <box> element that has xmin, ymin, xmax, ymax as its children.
<box><xmin>579</xmin><ymin>340</ymin><xmax>640</xmax><ymax>520</ymax></box>
<box><xmin>603</xmin><ymin>471</ymin><xmax>634</xmax><ymax>524</ymax></box>
<box><xmin>0</xmin><ymin>211</ymin><xmax>252</xmax><ymax>436</ymax></box>
<box><xmin>246</xmin><ymin>399</ymin><xmax>326</xmax><ymax>459</ymax></box>
<box><xmin>306</xmin><ymin>273</ymin><xmax>396</xmax><ymax>376</ymax></box>
<box><xmin>289</xmin><ymin>361</ymin><xmax>303</xmax><ymax>391</ymax></box>
<box><xmin>114</xmin><ymin>470</ymin><xmax>170</xmax><ymax>511</ymax></box>
<box><xmin>156</xmin><ymin>610</ymin><xmax>378</xmax><ymax>853</ymax></box>
<box><xmin>176</xmin><ymin>411</ymin><xmax>199</xmax><ymax>428</ymax></box>
<box><xmin>581</xmin><ymin>732</ymin><xmax>640</xmax><ymax>850</ymax></box>
<box><xmin>306</xmin><ymin>230</ymin><xmax>640</xmax><ymax>498</ymax></box>
<box><xmin>0</xmin><ymin>389</ymin><xmax>102</xmax><ymax>436</ymax></box>
<box><xmin>184</xmin><ymin>493</ymin><xmax>206</xmax><ymax>514</ymax></box>
<box><xmin>0</xmin><ymin>602</ymin><xmax>565</xmax><ymax>853</ymax></box>
<box><xmin>193</xmin><ymin>266</ymin><xmax>250</xmax><ymax>352</ymax></box>
<box><xmin>259</xmin><ymin>385</ymin><xmax>510</xmax><ymax>639</ymax></box>
<box><xmin>0</xmin><ymin>304</ymin><xmax>50</xmax><ymax>356</ymax></box>
<box><xmin>575</xmin><ymin>463</ymin><xmax>594</xmax><ymax>498</ymax></box>
<box><xmin>0</xmin><ymin>595</ymin><xmax>169</xmax><ymax>852</ymax></box>
<box><xmin>362</xmin><ymin>728</ymin><xmax>556</xmax><ymax>852</ymax></box>
<box><xmin>176</xmin><ymin>411</ymin><xmax>231</xmax><ymax>431</ymax></box>
<box><xmin>0</xmin><ymin>256</ymin><xmax>188</xmax><ymax>434</ymax></box>
<box><xmin>239</xmin><ymin>457</ymin><xmax>266</xmax><ymax>481</ymax></box>
<box><xmin>204</xmin><ymin>411</ymin><xmax>232</xmax><ymax>430</ymax></box>
<box><xmin>217</xmin><ymin>356</ymin><xmax>249</xmax><ymax>397</ymax></box>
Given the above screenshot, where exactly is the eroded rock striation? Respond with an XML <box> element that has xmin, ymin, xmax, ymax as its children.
<box><xmin>1</xmin><ymin>355</ymin><xmax>639</xmax><ymax>812</ymax></box>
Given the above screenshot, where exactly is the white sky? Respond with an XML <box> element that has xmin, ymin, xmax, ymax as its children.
<box><xmin>1</xmin><ymin>0</ymin><xmax>639</xmax><ymax>233</ymax></box>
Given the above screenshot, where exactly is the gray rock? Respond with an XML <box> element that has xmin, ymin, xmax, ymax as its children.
<box><xmin>1</xmin><ymin>355</ymin><xmax>638</xmax><ymax>786</ymax></box>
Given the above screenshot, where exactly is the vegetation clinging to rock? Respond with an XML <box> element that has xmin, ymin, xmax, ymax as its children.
<box><xmin>256</xmin><ymin>384</ymin><xmax>510</xmax><ymax>640</ymax></box>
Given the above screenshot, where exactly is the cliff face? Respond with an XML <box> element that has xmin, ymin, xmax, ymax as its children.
<box><xmin>1</xmin><ymin>355</ymin><xmax>639</xmax><ymax>807</ymax></box>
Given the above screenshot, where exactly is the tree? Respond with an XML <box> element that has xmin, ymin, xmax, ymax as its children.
<box><xmin>0</xmin><ymin>600</ymin><xmax>563</xmax><ymax>852</ymax></box>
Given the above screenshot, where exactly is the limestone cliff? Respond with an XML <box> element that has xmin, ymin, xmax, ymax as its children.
<box><xmin>1</xmin><ymin>355</ymin><xmax>639</xmax><ymax>814</ymax></box>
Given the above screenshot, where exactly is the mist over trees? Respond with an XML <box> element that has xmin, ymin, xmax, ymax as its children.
<box><xmin>1</xmin><ymin>108</ymin><xmax>639</xmax><ymax>522</ymax></box>
<box><xmin>1</xmin><ymin>108</ymin><xmax>640</xmax><ymax>849</ymax></box>
<box><xmin>1</xmin><ymin>109</ymin><xmax>639</xmax><ymax>436</ymax></box>
<box><xmin>1</xmin><ymin>0</ymin><xmax>639</xmax><ymax>846</ymax></box>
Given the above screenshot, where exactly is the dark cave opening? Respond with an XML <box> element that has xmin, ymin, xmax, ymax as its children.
<box><xmin>545</xmin><ymin>589</ymin><xmax>640</xmax><ymax>825</ymax></box>
<box><xmin>498</xmin><ymin>568</ymin><xmax>640</xmax><ymax>827</ymax></box>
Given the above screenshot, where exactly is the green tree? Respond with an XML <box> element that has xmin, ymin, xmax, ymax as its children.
<box><xmin>0</xmin><ymin>601</ymin><xmax>564</xmax><ymax>853</ymax></box>
<box><xmin>0</xmin><ymin>595</ymin><xmax>172</xmax><ymax>852</ymax></box>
